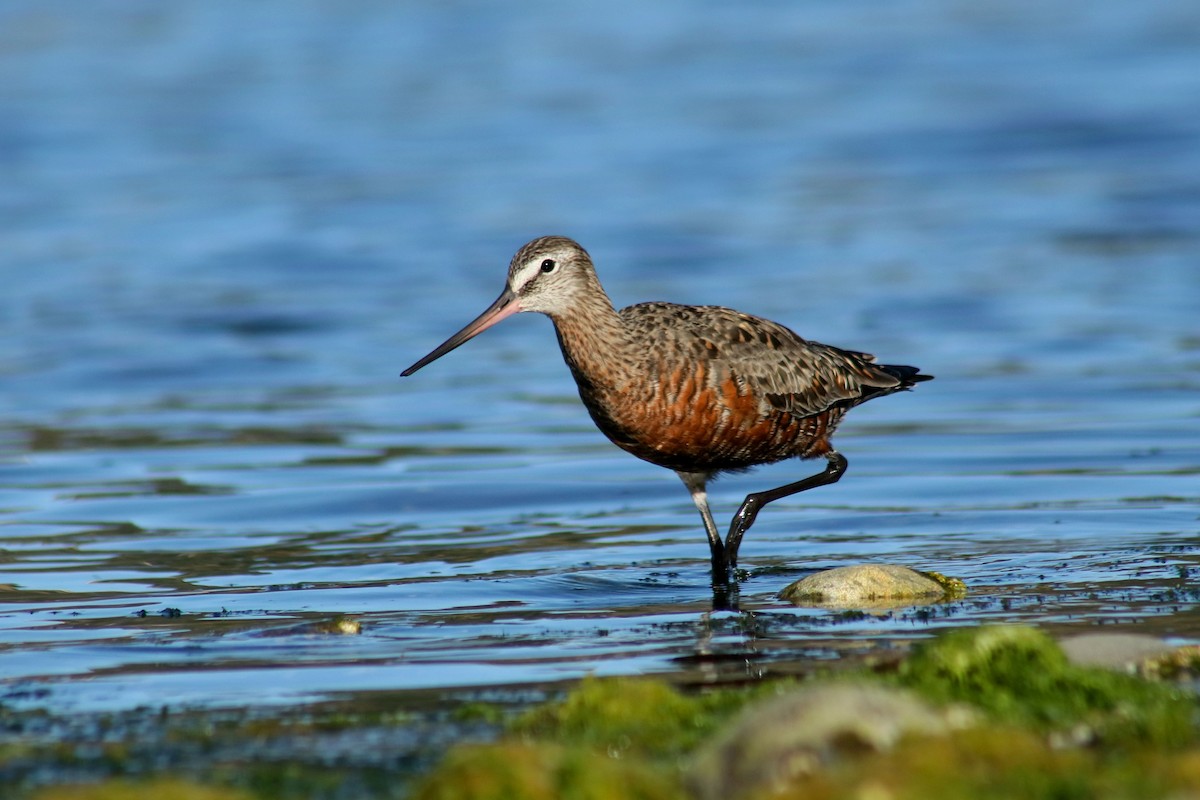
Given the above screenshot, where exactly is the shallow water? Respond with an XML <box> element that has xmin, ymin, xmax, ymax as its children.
<box><xmin>2</xmin><ymin>0</ymin><xmax>1199</xmax><ymax>716</ymax></box>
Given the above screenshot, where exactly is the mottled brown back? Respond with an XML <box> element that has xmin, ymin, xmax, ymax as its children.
<box><xmin>565</xmin><ymin>301</ymin><xmax>928</xmax><ymax>474</ymax></box>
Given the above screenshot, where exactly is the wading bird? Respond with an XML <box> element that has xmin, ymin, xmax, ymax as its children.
<box><xmin>402</xmin><ymin>236</ymin><xmax>931</xmax><ymax>582</ymax></box>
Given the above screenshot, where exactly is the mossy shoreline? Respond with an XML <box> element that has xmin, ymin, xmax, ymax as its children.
<box><xmin>10</xmin><ymin>625</ymin><xmax>1200</xmax><ymax>800</ymax></box>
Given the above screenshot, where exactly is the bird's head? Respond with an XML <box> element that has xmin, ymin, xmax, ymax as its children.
<box><xmin>401</xmin><ymin>236</ymin><xmax>596</xmax><ymax>376</ymax></box>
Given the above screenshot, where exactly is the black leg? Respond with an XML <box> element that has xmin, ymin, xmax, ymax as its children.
<box><xmin>724</xmin><ymin>452</ymin><xmax>848</xmax><ymax>568</ymax></box>
<box><xmin>709</xmin><ymin>538</ymin><xmax>729</xmax><ymax>580</ymax></box>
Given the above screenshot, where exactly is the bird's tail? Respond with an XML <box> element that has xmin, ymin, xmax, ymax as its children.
<box><xmin>880</xmin><ymin>363</ymin><xmax>934</xmax><ymax>389</ymax></box>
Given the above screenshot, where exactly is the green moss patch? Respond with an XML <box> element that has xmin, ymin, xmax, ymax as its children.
<box><xmin>410</xmin><ymin>742</ymin><xmax>682</xmax><ymax>800</ymax></box>
<box><xmin>420</xmin><ymin>626</ymin><xmax>1200</xmax><ymax>800</ymax></box>
<box><xmin>29</xmin><ymin>778</ymin><xmax>253</xmax><ymax>800</ymax></box>
<box><xmin>9</xmin><ymin>625</ymin><xmax>1200</xmax><ymax>800</ymax></box>
<box><xmin>781</xmin><ymin>727</ymin><xmax>1200</xmax><ymax>800</ymax></box>
<box><xmin>896</xmin><ymin>625</ymin><xmax>1194</xmax><ymax>747</ymax></box>
<box><xmin>509</xmin><ymin>675</ymin><xmax>757</xmax><ymax>760</ymax></box>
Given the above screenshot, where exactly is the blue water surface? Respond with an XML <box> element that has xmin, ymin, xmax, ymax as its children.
<box><xmin>1</xmin><ymin>0</ymin><xmax>1199</xmax><ymax>713</ymax></box>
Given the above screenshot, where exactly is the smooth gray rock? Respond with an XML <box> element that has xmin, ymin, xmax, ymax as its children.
<box><xmin>1059</xmin><ymin>633</ymin><xmax>1173</xmax><ymax>670</ymax></box>
<box><xmin>687</xmin><ymin>683</ymin><xmax>973</xmax><ymax>800</ymax></box>
<box><xmin>780</xmin><ymin>564</ymin><xmax>964</xmax><ymax>608</ymax></box>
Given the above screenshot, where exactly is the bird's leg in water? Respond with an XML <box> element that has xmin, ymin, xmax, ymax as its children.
<box><xmin>677</xmin><ymin>471</ymin><xmax>729</xmax><ymax>578</ymax></box>
<box><xmin>724</xmin><ymin>452</ymin><xmax>848</xmax><ymax>568</ymax></box>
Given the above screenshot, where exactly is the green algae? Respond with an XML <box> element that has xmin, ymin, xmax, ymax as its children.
<box><xmin>417</xmin><ymin>676</ymin><xmax>798</xmax><ymax>799</ymax></box>
<box><xmin>778</xmin><ymin>727</ymin><xmax>1200</xmax><ymax>800</ymax></box>
<box><xmin>1141</xmin><ymin>644</ymin><xmax>1200</xmax><ymax>680</ymax></box>
<box><xmin>895</xmin><ymin>625</ymin><xmax>1195</xmax><ymax>747</ymax></box>
<box><xmin>418</xmin><ymin>626</ymin><xmax>1200</xmax><ymax>800</ymax></box>
<box><xmin>508</xmin><ymin>675</ymin><xmax>753</xmax><ymax>760</ymax></box>
<box><xmin>410</xmin><ymin>742</ymin><xmax>682</xmax><ymax>800</ymax></box>
<box><xmin>29</xmin><ymin>778</ymin><xmax>254</xmax><ymax>800</ymax></box>
<box><xmin>918</xmin><ymin>569</ymin><xmax>968</xmax><ymax>599</ymax></box>
<box><xmin>9</xmin><ymin>626</ymin><xmax>1200</xmax><ymax>800</ymax></box>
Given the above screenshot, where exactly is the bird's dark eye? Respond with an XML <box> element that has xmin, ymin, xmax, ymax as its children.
<box><xmin>540</xmin><ymin>259</ymin><xmax>557</xmax><ymax>273</ymax></box>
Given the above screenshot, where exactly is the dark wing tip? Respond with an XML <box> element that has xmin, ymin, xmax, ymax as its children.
<box><xmin>880</xmin><ymin>364</ymin><xmax>933</xmax><ymax>387</ymax></box>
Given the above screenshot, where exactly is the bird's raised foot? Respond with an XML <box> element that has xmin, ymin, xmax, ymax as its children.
<box><xmin>722</xmin><ymin>452</ymin><xmax>850</xmax><ymax>571</ymax></box>
<box><xmin>724</xmin><ymin>495</ymin><xmax>765</xmax><ymax>570</ymax></box>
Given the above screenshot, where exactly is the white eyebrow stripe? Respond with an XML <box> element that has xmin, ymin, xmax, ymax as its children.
<box><xmin>509</xmin><ymin>260</ymin><xmax>543</xmax><ymax>291</ymax></box>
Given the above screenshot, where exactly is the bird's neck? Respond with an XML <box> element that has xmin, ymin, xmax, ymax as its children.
<box><xmin>548</xmin><ymin>288</ymin><xmax>635</xmax><ymax>392</ymax></box>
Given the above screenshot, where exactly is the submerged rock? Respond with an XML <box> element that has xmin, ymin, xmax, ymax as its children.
<box><xmin>250</xmin><ymin>614</ymin><xmax>363</xmax><ymax>637</ymax></box>
<box><xmin>687</xmin><ymin>684</ymin><xmax>972</xmax><ymax>800</ymax></box>
<box><xmin>780</xmin><ymin>564</ymin><xmax>965</xmax><ymax>608</ymax></box>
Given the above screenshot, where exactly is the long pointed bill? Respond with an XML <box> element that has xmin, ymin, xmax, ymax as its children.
<box><xmin>401</xmin><ymin>287</ymin><xmax>521</xmax><ymax>376</ymax></box>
